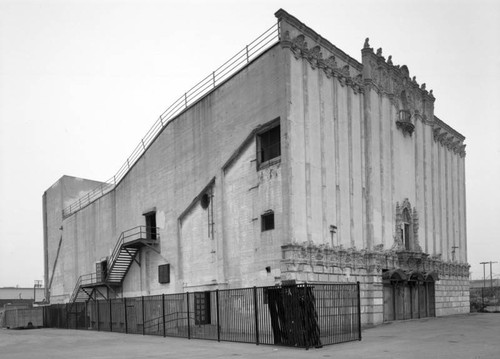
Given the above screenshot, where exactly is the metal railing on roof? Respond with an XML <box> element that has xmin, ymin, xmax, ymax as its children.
<box><xmin>62</xmin><ymin>23</ymin><xmax>280</xmax><ymax>218</ymax></box>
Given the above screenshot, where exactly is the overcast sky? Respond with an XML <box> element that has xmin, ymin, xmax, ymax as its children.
<box><xmin>1</xmin><ymin>0</ymin><xmax>499</xmax><ymax>287</ymax></box>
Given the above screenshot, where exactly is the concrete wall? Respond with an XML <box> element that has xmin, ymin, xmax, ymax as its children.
<box><xmin>48</xmin><ymin>44</ymin><xmax>287</xmax><ymax>302</ymax></box>
<box><xmin>279</xmin><ymin>15</ymin><xmax>467</xmax><ymax>266</ymax></box>
<box><xmin>360</xmin><ymin>43</ymin><xmax>467</xmax><ymax>264</ymax></box>
<box><xmin>281</xmin><ymin>20</ymin><xmax>364</xmax><ymax>250</ymax></box>
<box><xmin>43</xmin><ymin>175</ymin><xmax>107</xmax><ymax>303</ymax></box>
<box><xmin>222</xmin><ymin>140</ymin><xmax>283</xmax><ymax>288</ymax></box>
<box><xmin>0</xmin><ymin>288</ymin><xmax>45</xmax><ymax>301</ymax></box>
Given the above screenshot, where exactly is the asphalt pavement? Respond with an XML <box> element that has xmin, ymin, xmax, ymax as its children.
<box><xmin>1</xmin><ymin>313</ymin><xmax>498</xmax><ymax>358</ymax></box>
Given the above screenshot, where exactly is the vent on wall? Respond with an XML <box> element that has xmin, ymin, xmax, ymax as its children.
<box><xmin>158</xmin><ymin>264</ymin><xmax>170</xmax><ymax>284</ymax></box>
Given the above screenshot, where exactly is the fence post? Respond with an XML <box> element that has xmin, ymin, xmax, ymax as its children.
<box><xmin>186</xmin><ymin>292</ymin><xmax>191</xmax><ymax>339</ymax></box>
<box><xmin>142</xmin><ymin>296</ymin><xmax>145</xmax><ymax>335</ymax></box>
<box><xmin>97</xmin><ymin>300</ymin><xmax>100</xmax><ymax>331</ymax></box>
<box><xmin>253</xmin><ymin>286</ymin><xmax>259</xmax><ymax>345</ymax></box>
<box><xmin>162</xmin><ymin>294</ymin><xmax>166</xmax><ymax>338</ymax></box>
<box><xmin>357</xmin><ymin>281</ymin><xmax>362</xmax><ymax>341</ymax></box>
<box><xmin>216</xmin><ymin>290</ymin><xmax>220</xmax><ymax>342</ymax></box>
<box><xmin>481</xmin><ymin>287</ymin><xmax>485</xmax><ymax>311</ymax></box>
<box><xmin>109</xmin><ymin>299</ymin><xmax>113</xmax><ymax>332</ymax></box>
<box><xmin>304</xmin><ymin>283</ymin><xmax>309</xmax><ymax>350</ymax></box>
<box><xmin>124</xmin><ymin>297</ymin><xmax>128</xmax><ymax>334</ymax></box>
<box><xmin>66</xmin><ymin>304</ymin><xmax>69</xmax><ymax>329</ymax></box>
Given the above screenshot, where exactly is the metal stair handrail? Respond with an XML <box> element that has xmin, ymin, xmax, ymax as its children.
<box><xmin>69</xmin><ymin>275</ymin><xmax>83</xmax><ymax>303</ymax></box>
<box><xmin>69</xmin><ymin>226</ymin><xmax>159</xmax><ymax>303</ymax></box>
<box><xmin>69</xmin><ymin>272</ymin><xmax>99</xmax><ymax>303</ymax></box>
<box><xmin>62</xmin><ymin>22</ymin><xmax>280</xmax><ymax>219</ymax></box>
<box><xmin>108</xmin><ymin>226</ymin><xmax>160</xmax><ymax>273</ymax></box>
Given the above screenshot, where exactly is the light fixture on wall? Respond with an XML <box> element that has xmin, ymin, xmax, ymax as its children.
<box><xmin>329</xmin><ymin>225</ymin><xmax>337</xmax><ymax>247</ymax></box>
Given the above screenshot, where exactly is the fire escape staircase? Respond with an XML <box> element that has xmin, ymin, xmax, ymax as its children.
<box><xmin>69</xmin><ymin>225</ymin><xmax>159</xmax><ymax>305</ymax></box>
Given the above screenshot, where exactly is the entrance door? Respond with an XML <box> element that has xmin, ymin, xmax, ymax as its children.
<box><xmin>383</xmin><ymin>283</ymin><xmax>394</xmax><ymax>322</ymax></box>
<box><xmin>144</xmin><ymin>212</ymin><xmax>157</xmax><ymax>240</ymax></box>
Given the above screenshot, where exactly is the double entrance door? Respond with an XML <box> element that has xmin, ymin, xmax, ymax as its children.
<box><xmin>383</xmin><ymin>277</ymin><xmax>435</xmax><ymax>322</ymax></box>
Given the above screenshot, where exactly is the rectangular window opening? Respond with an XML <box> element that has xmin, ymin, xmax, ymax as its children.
<box><xmin>257</xmin><ymin>124</ymin><xmax>281</xmax><ymax>168</ymax></box>
<box><xmin>261</xmin><ymin>212</ymin><xmax>275</xmax><ymax>231</ymax></box>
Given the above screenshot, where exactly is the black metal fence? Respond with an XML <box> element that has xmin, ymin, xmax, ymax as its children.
<box><xmin>470</xmin><ymin>287</ymin><xmax>500</xmax><ymax>312</ymax></box>
<box><xmin>43</xmin><ymin>283</ymin><xmax>361</xmax><ymax>349</ymax></box>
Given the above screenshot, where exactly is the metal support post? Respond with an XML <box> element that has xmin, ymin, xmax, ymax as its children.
<box><xmin>109</xmin><ymin>299</ymin><xmax>113</xmax><ymax>332</ymax></box>
<box><xmin>142</xmin><ymin>296</ymin><xmax>145</xmax><ymax>335</ymax></box>
<box><xmin>85</xmin><ymin>301</ymin><xmax>88</xmax><ymax>330</ymax></box>
<box><xmin>124</xmin><ymin>297</ymin><xmax>128</xmax><ymax>334</ymax></box>
<box><xmin>97</xmin><ymin>301</ymin><xmax>100</xmax><ymax>331</ymax></box>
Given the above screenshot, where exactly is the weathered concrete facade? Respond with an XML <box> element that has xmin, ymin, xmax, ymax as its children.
<box><xmin>43</xmin><ymin>9</ymin><xmax>468</xmax><ymax>326</ymax></box>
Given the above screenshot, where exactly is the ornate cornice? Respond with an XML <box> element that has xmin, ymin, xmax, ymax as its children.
<box><xmin>362</xmin><ymin>39</ymin><xmax>435</xmax><ymax>103</ymax></box>
<box><xmin>433</xmin><ymin>123</ymin><xmax>466</xmax><ymax>157</ymax></box>
<box><xmin>276</xmin><ymin>8</ymin><xmax>362</xmax><ymax>71</ymax></box>
<box><xmin>281</xmin><ymin>242</ymin><xmax>470</xmax><ymax>279</ymax></box>
<box><xmin>281</xmin><ymin>31</ymin><xmax>364</xmax><ymax>94</ymax></box>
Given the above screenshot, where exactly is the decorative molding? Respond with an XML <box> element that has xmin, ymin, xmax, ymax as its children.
<box><xmin>396</xmin><ymin>118</ymin><xmax>415</xmax><ymax>136</ymax></box>
<box><xmin>281</xmin><ymin>32</ymin><xmax>364</xmax><ymax>94</ymax></box>
<box><xmin>394</xmin><ymin>199</ymin><xmax>421</xmax><ymax>252</ymax></box>
<box><xmin>433</xmin><ymin>125</ymin><xmax>466</xmax><ymax>157</ymax></box>
<box><xmin>276</xmin><ymin>8</ymin><xmax>363</xmax><ymax>71</ymax></box>
<box><xmin>281</xmin><ymin>243</ymin><xmax>470</xmax><ymax>279</ymax></box>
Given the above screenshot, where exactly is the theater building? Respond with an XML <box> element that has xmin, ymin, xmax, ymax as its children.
<box><xmin>43</xmin><ymin>9</ymin><xmax>469</xmax><ymax>326</ymax></box>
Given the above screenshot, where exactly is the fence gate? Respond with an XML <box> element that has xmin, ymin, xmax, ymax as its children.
<box><xmin>266</xmin><ymin>284</ymin><xmax>321</xmax><ymax>347</ymax></box>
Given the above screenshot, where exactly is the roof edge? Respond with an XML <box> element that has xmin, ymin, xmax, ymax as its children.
<box><xmin>275</xmin><ymin>8</ymin><xmax>363</xmax><ymax>71</ymax></box>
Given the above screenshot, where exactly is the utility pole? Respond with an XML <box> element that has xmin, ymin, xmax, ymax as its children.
<box><xmin>489</xmin><ymin>262</ymin><xmax>497</xmax><ymax>289</ymax></box>
<box><xmin>480</xmin><ymin>262</ymin><xmax>488</xmax><ymax>288</ymax></box>
<box><xmin>480</xmin><ymin>261</ymin><xmax>498</xmax><ymax>289</ymax></box>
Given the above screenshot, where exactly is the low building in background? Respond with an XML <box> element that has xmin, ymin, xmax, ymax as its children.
<box><xmin>43</xmin><ymin>9</ymin><xmax>469</xmax><ymax>326</ymax></box>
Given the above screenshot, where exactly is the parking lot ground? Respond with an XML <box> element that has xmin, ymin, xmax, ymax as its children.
<box><xmin>1</xmin><ymin>313</ymin><xmax>499</xmax><ymax>359</ymax></box>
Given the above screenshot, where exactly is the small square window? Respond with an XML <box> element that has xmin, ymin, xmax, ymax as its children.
<box><xmin>158</xmin><ymin>264</ymin><xmax>170</xmax><ymax>284</ymax></box>
<box><xmin>261</xmin><ymin>212</ymin><xmax>275</xmax><ymax>231</ymax></box>
<box><xmin>257</xmin><ymin>124</ymin><xmax>280</xmax><ymax>168</ymax></box>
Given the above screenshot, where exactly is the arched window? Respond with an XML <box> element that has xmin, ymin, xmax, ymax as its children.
<box><xmin>402</xmin><ymin>208</ymin><xmax>411</xmax><ymax>250</ymax></box>
<box><xmin>395</xmin><ymin>199</ymin><xmax>420</xmax><ymax>252</ymax></box>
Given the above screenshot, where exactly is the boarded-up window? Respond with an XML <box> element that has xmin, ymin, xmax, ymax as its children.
<box><xmin>158</xmin><ymin>264</ymin><xmax>170</xmax><ymax>284</ymax></box>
